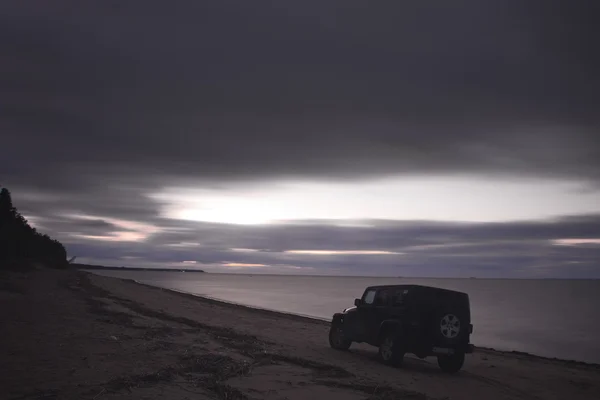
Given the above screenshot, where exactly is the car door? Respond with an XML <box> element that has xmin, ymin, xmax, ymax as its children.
<box><xmin>366</xmin><ymin>288</ymin><xmax>392</xmax><ymax>344</ymax></box>
<box><xmin>353</xmin><ymin>288</ymin><xmax>377</xmax><ymax>342</ymax></box>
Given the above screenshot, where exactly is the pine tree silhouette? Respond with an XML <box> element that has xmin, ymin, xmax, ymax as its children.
<box><xmin>0</xmin><ymin>187</ymin><xmax>67</xmax><ymax>269</ymax></box>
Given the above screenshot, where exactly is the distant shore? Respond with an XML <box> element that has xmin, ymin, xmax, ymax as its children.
<box><xmin>2</xmin><ymin>268</ymin><xmax>600</xmax><ymax>400</ymax></box>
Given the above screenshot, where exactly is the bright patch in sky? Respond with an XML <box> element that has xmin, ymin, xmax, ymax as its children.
<box><xmin>166</xmin><ymin>242</ymin><xmax>201</xmax><ymax>248</ymax></box>
<box><xmin>152</xmin><ymin>176</ymin><xmax>600</xmax><ymax>225</ymax></box>
<box><xmin>223</xmin><ymin>263</ymin><xmax>267</xmax><ymax>267</ymax></box>
<box><xmin>73</xmin><ymin>232</ymin><xmax>147</xmax><ymax>242</ymax></box>
<box><xmin>230</xmin><ymin>248</ymin><xmax>261</xmax><ymax>252</ymax></box>
<box><xmin>285</xmin><ymin>250</ymin><xmax>401</xmax><ymax>255</ymax></box>
<box><xmin>553</xmin><ymin>238</ymin><xmax>600</xmax><ymax>246</ymax></box>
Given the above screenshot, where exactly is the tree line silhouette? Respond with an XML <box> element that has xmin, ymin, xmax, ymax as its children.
<box><xmin>0</xmin><ymin>187</ymin><xmax>67</xmax><ymax>269</ymax></box>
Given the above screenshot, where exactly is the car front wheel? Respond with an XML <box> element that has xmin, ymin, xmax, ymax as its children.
<box><xmin>329</xmin><ymin>324</ymin><xmax>351</xmax><ymax>350</ymax></box>
<box><xmin>437</xmin><ymin>352</ymin><xmax>465</xmax><ymax>373</ymax></box>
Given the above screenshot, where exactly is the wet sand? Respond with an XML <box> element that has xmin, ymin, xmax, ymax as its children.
<box><xmin>1</xmin><ymin>269</ymin><xmax>599</xmax><ymax>400</ymax></box>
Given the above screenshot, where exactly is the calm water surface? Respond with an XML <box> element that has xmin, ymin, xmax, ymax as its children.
<box><xmin>90</xmin><ymin>271</ymin><xmax>600</xmax><ymax>364</ymax></box>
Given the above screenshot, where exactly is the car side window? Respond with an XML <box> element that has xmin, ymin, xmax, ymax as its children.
<box><xmin>363</xmin><ymin>289</ymin><xmax>377</xmax><ymax>305</ymax></box>
<box><xmin>374</xmin><ymin>289</ymin><xmax>391</xmax><ymax>306</ymax></box>
<box><xmin>392</xmin><ymin>289</ymin><xmax>408</xmax><ymax>306</ymax></box>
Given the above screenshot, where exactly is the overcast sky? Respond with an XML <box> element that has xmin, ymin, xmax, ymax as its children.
<box><xmin>2</xmin><ymin>1</ymin><xmax>599</xmax><ymax>277</ymax></box>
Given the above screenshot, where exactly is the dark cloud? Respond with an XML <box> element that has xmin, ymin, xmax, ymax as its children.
<box><xmin>62</xmin><ymin>218</ymin><xmax>118</xmax><ymax>232</ymax></box>
<box><xmin>1</xmin><ymin>0</ymin><xmax>599</xmax><ymax>192</ymax></box>
<box><xmin>15</xmin><ymin>183</ymin><xmax>165</xmax><ymax>223</ymax></box>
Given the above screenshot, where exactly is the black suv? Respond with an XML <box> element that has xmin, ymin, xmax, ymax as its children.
<box><xmin>329</xmin><ymin>285</ymin><xmax>474</xmax><ymax>373</ymax></box>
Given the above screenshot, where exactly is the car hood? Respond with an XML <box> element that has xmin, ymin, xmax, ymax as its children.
<box><xmin>343</xmin><ymin>306</ymin><xmax>357</xmax><ymax>314</ymax></box>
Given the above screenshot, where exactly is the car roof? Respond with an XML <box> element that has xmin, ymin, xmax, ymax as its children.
<box><xmin>364</xmin><ymin>284</ymin><xmax>467</xmax><ymax>296</ymax></box>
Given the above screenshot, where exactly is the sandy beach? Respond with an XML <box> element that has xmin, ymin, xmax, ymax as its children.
<box><xmin>2</xmin><ymin>269</ymin><xmax>599</xmax><ymax>400</ymax></box>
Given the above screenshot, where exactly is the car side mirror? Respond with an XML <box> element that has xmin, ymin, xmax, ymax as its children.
<box><xmin>354</xmin><ymin>298</ymin><xmax>361</xmax><ymax>307</ymax></box>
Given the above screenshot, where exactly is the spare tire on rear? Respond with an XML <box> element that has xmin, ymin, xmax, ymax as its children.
<box><xmin>433</xmin><ymin>310</ymin><xmax>465</xmax><ymax>345</ymax></box>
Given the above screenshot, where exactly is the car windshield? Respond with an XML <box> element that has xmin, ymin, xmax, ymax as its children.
<box><xmin>363</xmin><ymin>289</ymin><xmax>376</xmax><ymax>304</ymax></box>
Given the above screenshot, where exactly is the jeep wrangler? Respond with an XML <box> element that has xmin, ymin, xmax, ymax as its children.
<box><xmin>329</xmin><ymin>285</ymin><xmax>474</xmax><ymax>373</ymax></box>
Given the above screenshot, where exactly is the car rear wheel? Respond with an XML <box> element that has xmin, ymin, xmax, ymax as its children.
<box><xmin>378</xmin><ymin>331</ymin><xmax>404</xmax><ymax>366</ymax></box>
<box><xmin>437</xmin><ymin>352</ymin><xmax>465</xmax><ymax>373</ymax></box>
<box><xmin>329</xmin><ymin>324</ymin><xmax>351</xmax><ymax>350</ymax></box>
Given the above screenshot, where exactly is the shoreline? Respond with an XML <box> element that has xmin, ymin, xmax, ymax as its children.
<box><xmin>115</xmin><ymin>273</ymin><xmax>600</xmax><ymax>369</ymax></box>
<box><xmin>130</xmin><ymin>278</ymin><xmax>331</xmax><ymax>324</ymax></box>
